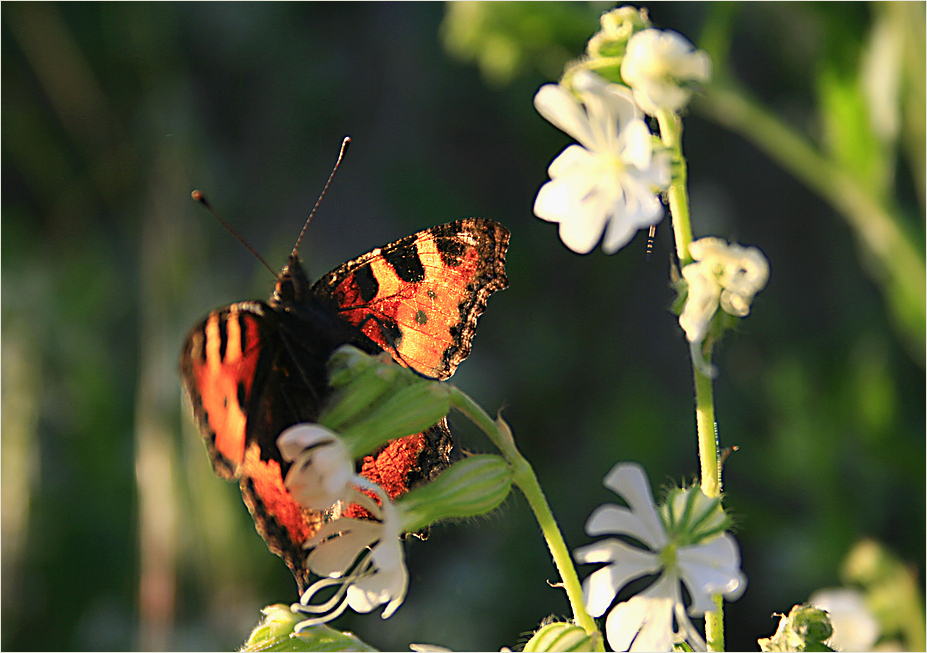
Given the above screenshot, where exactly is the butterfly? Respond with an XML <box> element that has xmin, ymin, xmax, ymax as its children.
<box><xmin>180</xmin><ymin>209</ymin><xmax>509</xmax><ymax>592</ymax></box>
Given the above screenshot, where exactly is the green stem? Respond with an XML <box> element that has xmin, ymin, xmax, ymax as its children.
<box><xmin>659</xmin><ymin>107</ymin><xmax>725</xmax><ymax>650</ymax></box>
<box><xmin>693</xmin><ymin>354</ymin><xmax>721</xmax><ymax>499</ymax></box>
<box><xmin>450</xmin><ymin>388</ymin><xmax>601</xmax><ymax>642</ymax></box>
<box><xmin>705</xmin><ymin>594</ymin><xmax>725</xmax><ymax>652</ymax></box>
<box><xmin>657</xmin><ymin>108</ymin><xmax>694</xmax><ymax>264</ymax></box>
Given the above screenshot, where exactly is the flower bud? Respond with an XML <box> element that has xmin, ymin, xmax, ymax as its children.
<box><xmin>587</xmin><ymin>6</ymin><xmax>651</xmax><ymax>61</ymax></box>
<box><xmin>321</xmin><ymin>346</ymin><xmax>407</xmax><ymax>431</ymax></box>
<box><xmin>398</xmin><ymin>454</ymin><xmax>513</xmax><ymax>532</ymax></box>
<box><xmin>339</xmin><ymin>383</ymin><xmax>451</xmax><ymax>458</ymax></box>
<box><xmin>241</xmin><ymin>603</ymin><xmax>377</xmax><ymax>652</ymax></box>
<box><xmin>319</xmin><ymin>346</ymin><xmax>452</xmax><ymax>458</ymax></box>
<box><xmin>523</xmin><ymin>621</ymin><xmax>599</xmax><ymax>652</ymax></box>
<box><xmin>758</xmin><ymin>604</ymin><xmax>835</xmax><ymax>652</ymax></box>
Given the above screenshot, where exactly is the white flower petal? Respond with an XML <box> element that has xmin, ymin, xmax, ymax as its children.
<box><xmin>604</xmin><ymin>574</ymin><xmax>693</xmax><ymax>652</ymax></box>
<box><xmin>618</xmin><ymin>119</ymin><xmax>655</xmax><ymax>170</ymax></box>
<box><xmin>279</xmin><ymin>424</ymin><xmax>353</xmax><ymax>510</ymax></box>
<box><xmin>574</xmin><ymin>71</ymin><xmax>640</xmax><ymax>147</ymax></box>
<box><xmin>574</xmin><ymin>539</ymin><xmax>661</xmax><ymax>617</ymax></box>
<box><xmin>534</xmin><ymin>163</ymin><xmax>601</xmax><ymax>222</ymax></box>
<box><xmin>679</xmin><ymin>262</ymin><xmax>721</xmax><ymax>344</ymax></box>
<box><xmin>306</xmin><ymin>519</ymin><xmax>382</xmax><ymax>577</ymax></box>
<box><xmin>278</xmin><ymin>423</ymin><xmax>338</xmax><ymax>461</ymax></box>
<box><xmin>677</xmin><ymin>533</ymin><xmax>747</xmax><ymax>614</ymax></box>
<box><xmin>535</xmin><ymin>175</ymin><xmax>612</xmax><ymax>254</ymax></box>
<box><xmin>546</xmin><ymin>143</ymin><xmax>597</xmax><ymax>178</ymax></box>
<box><xmin>345</xmin><ymin>536</ymin><xmax>409</xmax><ymax>619</ymax></box>
<box><xmin>674</xmin><ymin>599</ymin><xmax>708</xmax><ymax>652</ymax></box>
<box><xmin>601</xmin><ymin>463</ymin><xmax>667</xmax><ymax>549</ymax></box>
<box><xmin>584</xmin><ymin>505</ymin><xmax>653</xmax><ymax>543</ymax></box>
<box><xmin>534</xmin><ymin>83</ymin><xmax>597</xmax><ymax>150</ymax></box>
<box><xmin>606</xmin><ymin>592</ymin><xmax>675</xmax><ymax>652</ymax></box>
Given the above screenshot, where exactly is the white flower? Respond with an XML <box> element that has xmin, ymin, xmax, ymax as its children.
<box><xmin>574</xmin><ymin>463</ymin><xmax>746</xmax><ymax>652</ymax></box>
<box><xmin>291</xmin><ymin>481</ymin><xmax>408</xmax><ymax>629</ymax></box>
<box><xmin>620</xmin><ymin>29</ymin><xmax>711</xmax><ymax>115</ymax></box>
<box><xmin>810</xmin><ymin>588</ymin><xmax>880</xmax><ymax>651</ymax></box>
<box><xmin>534</xmin><ymin>70</ymin><xmax>671</xmax><ymax>254</ymax></box>
<box><xmin>679</xmin><ymin>237</ymin><xmax>769</xmax><ymax>377</ymax></box>
<box><xmin>278</xmin><ymin>423</ymin><xmax>353</xmax><ymax>510</ymax></box>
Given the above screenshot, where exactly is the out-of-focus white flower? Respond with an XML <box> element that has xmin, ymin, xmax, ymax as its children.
<box><xmin>533</xmin><ymin>70</ymin><xmax>671</xmax><ymax>254</ymax></box>
<box><xmin>292</xmin><ymin>482</ymin><xmax>407</xmax><ymax>629</ymax></box>
<box><xmin>620</xmin><ymin>28</ymin><xmax>711</xmax><ymax>115</ymax></box>
<box><xmin>679</xmin><ymin>237</ymin><xmax>769</xmax><ymax>376</ymax></box>
<box><xmin>810</xmin><ymin>587</ymin><xmax>880</xmax><ymax>651</ymax></box>
<box><xmin>574</xmin><ymin>463</ymin><xmax>746</xmax><ymax>651</ymax></box>
<box><xmin>278</xmin><ymin>423</ymin><xmax>353</xmax><ymax>511</ymax></box>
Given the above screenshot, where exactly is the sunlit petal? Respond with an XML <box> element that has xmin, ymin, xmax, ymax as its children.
<box><xmin>601</xmin><ymin>463</ymin><xmax>667</xmax><ymax>549</ymax></box>
<box><xmin>534</xmin><ymin>83</ymin><xmax>597</xmax><ymax>150</ymax></box>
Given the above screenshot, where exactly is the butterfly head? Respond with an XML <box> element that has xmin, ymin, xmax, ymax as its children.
<box><xmin>272</xmin><ymin>254</ymin><xmax>312</xmax><ymax>307</ymax></box>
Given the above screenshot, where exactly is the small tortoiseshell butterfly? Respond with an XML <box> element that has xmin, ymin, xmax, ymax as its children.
<box><xmin>180</xmin><ymin>184</ymin><xmax>508</xmax><ymax>591</ymax></box>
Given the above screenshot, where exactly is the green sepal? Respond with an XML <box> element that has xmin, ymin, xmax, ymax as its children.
<box><xmin>661</xmin><ymin>484</ymin><xmax>730</xmax><ymax>546</ymax></box>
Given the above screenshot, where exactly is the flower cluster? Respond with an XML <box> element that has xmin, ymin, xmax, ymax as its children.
<box><xmin>574</xmin><ymin>463</ymin><xmax>745</xmax><ymax>651</ymax></box>
<box><xmin>679</xmin><ymin>237</ymin><xmax>770</xmax><ymax>376</ymax></box>
<box><xmin>534</xmin><ymin>8</ymin><xmax>710</xmax><ymax>256</ymax></box>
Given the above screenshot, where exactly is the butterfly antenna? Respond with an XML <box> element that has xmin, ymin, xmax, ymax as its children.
<box><xmin>645</xmin><ymin>225</ymin><xmax>656</xmax><ymax>260</ymax></box>
<box><xmin>291</xmin><ymin>136</ymin><xmax>351</xmax><ymax>258</ymax></box>
<box><xmin>190</xmin><ymin>190</ymin><xmax>278</xmax><ymax>277</ymax></box>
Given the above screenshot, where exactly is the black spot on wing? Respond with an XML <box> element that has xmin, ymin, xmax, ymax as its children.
<box><xmin>353</xmin><ymin>265</ymin><xmax>379</xmax><ymax>303</ymax></box>
<box><xmin>431</xmin><ymin>223</ymin><xmax>469</xmax><ymax>266</ymax></box>
<box><xmin>217</xmin><ymin>314</ymin><xmax>229</xmax><ymax>361</ymax></box>
<box><xmin>378</xmin><ymin>319</ymin><xmax>403</xmax><ymax>348</ymax></box>
<box><xmin>383</xmin><ymin>240</ymin><xmax>426</xmax><ymax>283</ymax></box>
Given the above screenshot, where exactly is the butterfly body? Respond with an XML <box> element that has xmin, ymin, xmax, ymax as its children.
<box><xmin>181</xmin><ymin>218</ymin><xmax>508</xmax><ymax>591</ymax></box>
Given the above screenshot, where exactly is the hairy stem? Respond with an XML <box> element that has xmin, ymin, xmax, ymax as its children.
<box><xmin>450</xmin><ymin>388</ymin><xmax>601</xmax><ymax>644</ymax></box>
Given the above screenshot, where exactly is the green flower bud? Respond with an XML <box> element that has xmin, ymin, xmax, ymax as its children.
<box><xmin>321</xmin><ymin>346</ymin><xmax>409</xmax><ymax>431</ymax></box>
<box><xmin>339</xmin><ymin>382</ymin><xmax>451</xmax><ymax>458</ymax></box>
<box><xmin>758</xmin><ymin>604</ymin><xmax>835</xmax><ymax>652</ymax></box>
<box><xmin>241</xmin><ymin>604</ymin><xmax>377</xmax><ymax>652</ymax></box>
<box><xmin>523</xmin><ymin>621</ymin><xmax>599</xmax><ymax>652</ymax></box>
<box><xmin>398</xmin><ymin>454</ymin><xmax>513</xmax><ymax>532</ymax></box>
<box><xmin>587</xmin><ymin>6</ymin><xmax>651</xmax><ymax>60</ymax></box>
<box><xmin>319</xmin><ymin>346</ymin><xmax>452</xmax><ymax>458</ymax></box>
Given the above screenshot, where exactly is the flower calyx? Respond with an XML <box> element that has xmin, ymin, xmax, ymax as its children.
<box><xmin>397</xmin><ymin>454</ymin><xmax>513</xmax><ymax>533</ymax></box>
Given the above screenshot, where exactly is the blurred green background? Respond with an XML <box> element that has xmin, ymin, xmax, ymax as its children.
<box><xmin>2</xmin><ymin>2</ymin><xmax>923</xmax><ymax>650</ymax></box>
